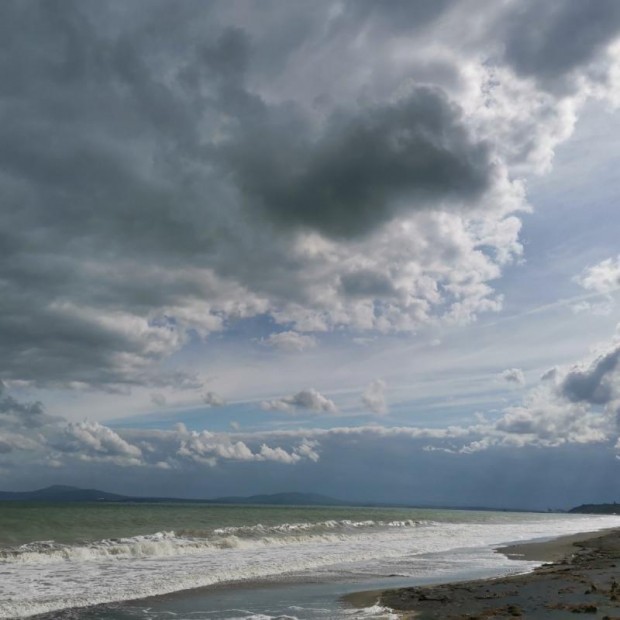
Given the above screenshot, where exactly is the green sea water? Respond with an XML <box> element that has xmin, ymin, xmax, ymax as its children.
<box><xmin>0</xmin><ymin>501</ymin><xmax>467</xmax><ymax>547</ymax></box>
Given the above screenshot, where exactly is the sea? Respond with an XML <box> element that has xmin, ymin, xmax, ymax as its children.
<box><xmin>1</xmin><ymin>502</ymin><xmax>619</xmax><ymax>620</ymax></box>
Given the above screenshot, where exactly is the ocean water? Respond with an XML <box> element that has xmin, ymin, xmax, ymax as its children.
<box><xmin>0</xmin><ymin>502</ymin><xmax>619</xmax><ymax>620</ymax></box>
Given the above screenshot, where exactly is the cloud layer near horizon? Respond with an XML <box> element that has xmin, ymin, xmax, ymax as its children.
<box><xmin>3</xmin><ymin>324</ymin><xmax>620</xmax><ymax>480</ymax></box>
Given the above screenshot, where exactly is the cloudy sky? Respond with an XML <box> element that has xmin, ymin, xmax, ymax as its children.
<box><xmin>2</xmin><ymin>0</ymin><xmax>620</xmax><ymax>510</ymax></box>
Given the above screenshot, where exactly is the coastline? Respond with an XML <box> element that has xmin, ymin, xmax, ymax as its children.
<box><xmin>344</xmin><ymin>527</ymin><xmax>620</xmax><ymax>618</ymax></box>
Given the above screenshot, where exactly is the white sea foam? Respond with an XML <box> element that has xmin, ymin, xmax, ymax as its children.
<box><xmin>1</xmin><ymin>513</ymin><xmax>619</xmax><ymax>618</ymax></box>
<box><xmin>211</xmin><ymin>518</ymin><xmax>423</xmax><ymax>537</ymax></box>
<box><xmin>0</xmin><ymin>520</ymin><xmax>425</xmax><ymax>565</ymax></box>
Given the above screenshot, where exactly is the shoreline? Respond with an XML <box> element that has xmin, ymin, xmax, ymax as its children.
<box><xmin>344</xmin><ymin>527</ymin><xmax>620</xmax><ymax>618</ymax></box>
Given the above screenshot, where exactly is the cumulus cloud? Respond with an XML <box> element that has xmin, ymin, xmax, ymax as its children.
<box><xmin>54</xmin><ymin>421</ymin><xmax>143</xmax><ymax>467</ymax></box>
<box><xmin>475</xmin><ymin>332</ymin><xmax>620</xmax><ymax>451</ymax></box>
<box><xmin>3</xmin><ymin>1</ymin><xmax>619</xmax><ymax>390</ymax></box>
<box><xmin>0</xmin><ymin>387</ymin><xmax>316</xmax><ymax>472</ymax></box>
<box><xmin>262</xmin><ymin>331</ymin><xmax>317</xmax><ymax>353</ymax></box>
<box><xmin>261</xmin><ymin>389</ymin><xmax>338</xmax><ymax>414</ymax></box>
<box><xmin>575</xmin><ymin>256</ymin><xmax>620</xmax><ymax>294</ymax></box>
<box><xmin>558</xmin><ymin>342</ymin><xmax>620</xmax><ymax>405</ymax></box>
<box><xmin>362</xmin><ymin>379</ymin><xmax>388</xmax><ymax>415</ymax></box>
<box><xmin>500</xmin><ymin>368</ymin><xmax>526</xmax><ymax>386</ymax></box>
<box><xmin>146</xmin><ymin>426</ymin><xmax>320</xmax><ymax>468</ymax></box>
<box><xmin>251</xmin><ymin>327</ymin><xmax>620</xmax><ymax>454</ymax></box>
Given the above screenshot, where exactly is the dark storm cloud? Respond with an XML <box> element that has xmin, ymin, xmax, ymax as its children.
<box><xmin>223</xmin><ymin>86</ymin><xmax>493</xmax><ymax>238</ymax></box>
<box><xmin>499</xmin><ymin>0</ymin><xmax>620</xmax><ymax>87</ymax></box>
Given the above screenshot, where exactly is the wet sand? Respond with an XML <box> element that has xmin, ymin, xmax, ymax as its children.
<box><xmin>345</xmin><ymin>528</ymin><xmax>620</xmax><ymax>618</ymax></box>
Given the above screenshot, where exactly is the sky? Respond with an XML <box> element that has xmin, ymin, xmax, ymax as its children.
<box><xmin>2</xmin><ymin>0</ymin><xmax>620</xmax><ymax>510</ymax></box>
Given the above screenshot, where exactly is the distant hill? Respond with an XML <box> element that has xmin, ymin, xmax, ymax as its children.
<box><xmin>0</xmin><ymin>486</ymin><xmax>549</xmax><ymax>511</ymax></box>
<box><xmin>0</xmin><ymin>485</ymin><xmax>129</xmax><ymax>502</ymax></box>
<box><xmin>0</xmin><ymin>485</ymin><xmax>346</xmax><ymax>506</ymax></box>
<box><xmin>569</xmin><ymin>503</ymin><xmax>620</xmax><ymax>515</ymax></box>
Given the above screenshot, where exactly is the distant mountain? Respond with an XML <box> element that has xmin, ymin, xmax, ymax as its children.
<box><xmin>0</xmin><ymin>485</ymin><xmax>346</xmax><ymax>506</ymax></box>
<box><xmin>0</xmin><ymin>485</ymin><xmax>129</xmax><ymax>502</ymax></box>
<box><xmin>569</xmin><ymin>503</ymin><xmax>620</xmax><ymax>515</ymax></box>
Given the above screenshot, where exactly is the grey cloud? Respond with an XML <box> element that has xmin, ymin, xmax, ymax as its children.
<box><xmin>361</xmin><ymin>379</ymin><xmax>388</xmax><ymax>415</ymax></box>
<box><xmin>0</xmin><ymin>383</ymin><xmax>58</xmax><ymax>430</ymax></box>
<box><xmin>340</xmin><ymin>271</ymin><xmax>398</xmax><ymax>299</ymax></box>
<box><xmin>202</xmin><ymin>391</ymin><xmax>226</xmax><ymax>407</ymax></box>
<box><xmin>499</xmin><ymin>0</ymin><xmax>620</xmax><ymax>88</ymax></box>
<box><xmin>224</xmin><ymin>86</ymin><xmax>494</xmax><ymax>238</ymax></box>
<box><xmin>261</xmin><ymin>389</ymin><xmax>338</xmax><ymax>414</ymax></box>
<box><xmin>0</xmin><ymin>439</ymin><xmax>13</xmax><ymax>454</ymax></box>
<box><xmin>559</xmin><ymin>344</ymin><xmax>620</xmax><ymax>405</ymax></box>
<box><xmin>150</xmin><ymin>393</ymin><xmax>167</xmax><ymax>407</ymax></box>
<box><xmin>343</xmin><ymin>0</ymin><xmax>454</xmax><ymax>33</ymax></box>
<box><xmin>541</xmin><ymin>367</ymin><xmax>558</xmax><ymax>381</ymax></box>
<box><xmin>500</xmin><ymin>368</ymin><xmax>525</xmax><ymax>386</ymax></box>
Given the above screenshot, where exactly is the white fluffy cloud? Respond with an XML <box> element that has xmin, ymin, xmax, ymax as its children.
<box><xmin>54</xmin><ymin>421</ymin><xmax>143</xmax><ymax>467</ymax></box>
<box><xmin>0</xmin><ymin>386</ymin><xmax>317</xmax><ymax>472</ymax></box>
<box><xmin>575</xmin><ymin>256</ymin><xmax>620</xmax><ymax>294</ymax></box>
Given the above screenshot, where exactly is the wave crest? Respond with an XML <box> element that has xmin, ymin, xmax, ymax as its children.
<box><xmin>0</xmin><ymin>519</ymin><xmax>426</xmax><ymax>565</ymax></box>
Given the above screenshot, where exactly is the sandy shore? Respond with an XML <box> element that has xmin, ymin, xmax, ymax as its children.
<box><xmin>344</xmin><ymin>528</ymin><xmax>620</xmax><ymax>618</ymax></box>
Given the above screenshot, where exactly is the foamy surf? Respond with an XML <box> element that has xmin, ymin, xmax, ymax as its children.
<box><xmin>1</xmin><ymin>510</ymin><xmax>619</xmax><ymax>618</ymax></box>
<box><xmin>1</xmin><ymin>519</ymin><xmax>425</xmax><ymax>565</ymax></box>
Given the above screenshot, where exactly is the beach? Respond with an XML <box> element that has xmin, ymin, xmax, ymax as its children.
<box><xmin>346</xmin><ymin>528</ymin><xmax>620</xmax><ymax>618</ymax></box>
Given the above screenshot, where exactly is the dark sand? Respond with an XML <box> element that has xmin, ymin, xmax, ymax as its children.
<box><xmin>344</xmin><ymin>528</ymin><xmax>620</xmax><ymax>618</ymax></box>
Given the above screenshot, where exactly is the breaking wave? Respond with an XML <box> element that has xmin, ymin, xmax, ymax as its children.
<box><xmin>1</xmin><ymin>519</ymin><xmax>426</xmax><ymax>565</ymax></box>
